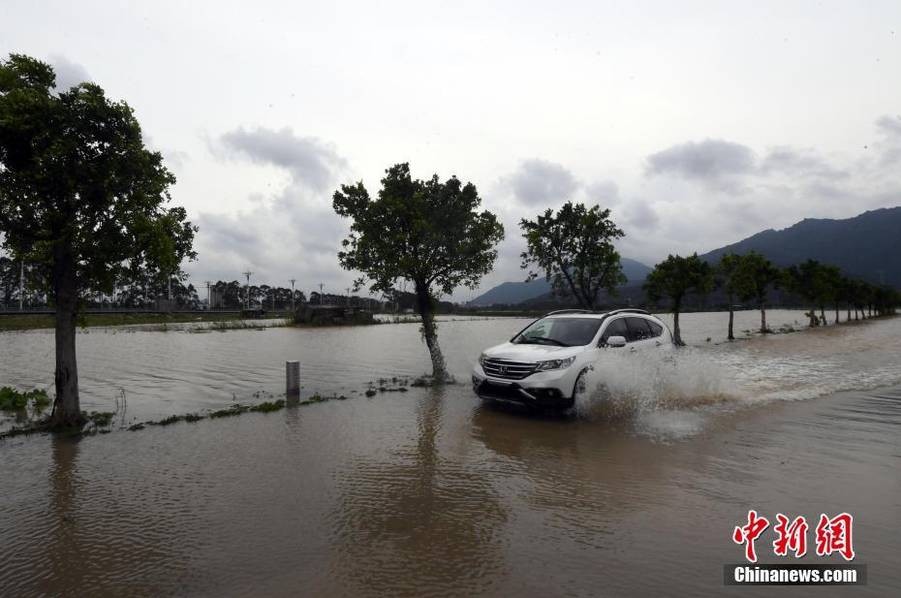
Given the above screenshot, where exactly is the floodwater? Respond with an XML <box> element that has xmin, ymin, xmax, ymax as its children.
<box><xmin>1</xmin><ymin>310</ymin><xmax>900</xmax><ymax>596</ymax></box>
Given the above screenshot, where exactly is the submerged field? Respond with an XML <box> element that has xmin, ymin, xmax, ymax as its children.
<box><xmin>1</xmin><ymin>310</ymin><xmax>899</xmax><ymax>595</ymax></box>
<box><xmin>0</xmin><ymin>311</ymin><xmax>251</xmax><ymax>332</ymax></box>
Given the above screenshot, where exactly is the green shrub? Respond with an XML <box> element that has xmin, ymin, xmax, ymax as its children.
<box><xmin>0</xmin><ymin>387</ymin><xmax>50</xmax><ymax>412</ymax></box>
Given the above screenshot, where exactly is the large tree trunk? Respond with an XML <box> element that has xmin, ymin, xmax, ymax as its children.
<box><xmin>727</xmin><ymin>307</ymin><xmax>735</xmax><ymax>341</ymax></box>
<box><xmin>835</xmin><ymin>304</ymin><xmax>839</xmax><ymax>325</ymax></box>
<box><xmin>672</xmin><ymin>299</ymin><xmax>684</xmax><ymax>346</ymax></box>
<box><xmin>49</xmin><ymin>246</ymin><xmax>84</xmax><ymax>430</ymax></box>
<box><xmin>414</xmin><ymin>281</ymin><xmax>448</xmax><ymax>382</ymax></box>
<box><xmin>760</xmin><ymin>302</ymin><xmax>768</xmax><ymax>334</ymax></box>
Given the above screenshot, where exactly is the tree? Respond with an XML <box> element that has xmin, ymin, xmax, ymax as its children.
<box><xmin>837</xmin><ymin>275</ymin><xmax>854</xmax><ymax>323</ymax></box>
<box><xmin>644</xmin><ymin>253</ymin><xmax>713</xmax><ymax>346</ymax></box>
<box><xmin>716</xmin><ymin>252</ymin><xmax>754</xmax><ymax>341</ymax></box>
<box><xmin>737</xmin><ymin>252</ymin><xmax>781</xmax><ymax>334</ymax></box>
<box><xmin>784</xmin><ymin>260</ymin><xmax>833</xmax><ymax>327</ymax></box>
<box><xmin>333</xmin><ymin>163</ymin><xmax>503</xmax><ymax>381</ymax></box>
<box><xmin>816</xmin><ymin>264</ymin><xmax>842</xmax><ymax>325</ymax></box>
<box><xmin>519</xmin><ymin>202</ymin><xmax>626</xmax><ymax>309</ymax></box>
<box><xmin>0</xmin><ymin>254</ymin><xmax>18</xmax><ymax>307</ymax></box>
<box><xmin>0</xmin><ymin>55</ymin><xmax>195</xmax><ymax>428</ymax></box>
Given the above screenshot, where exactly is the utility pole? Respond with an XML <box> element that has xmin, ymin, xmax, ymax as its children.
<box><xmin>19</xmin><ymin>260</ymin><xmax>24</xmax><ymax>311</ymax></box>
<box><xmin>205</xmin><ymin>281</ymin><xmax>211</xmax><ymax>311</ymax></box>
<box><xmin>346</xmin><ymin>287</ymin><xmax>351</xmax><ymax>307</ymax></box>
<box><xmin>289</xmin><ymin>279</ymin><xmax>296</xmax><ymax>313</ymax></box>
<box><xmin>243</xmin><ymin>271</ymin><xmax>252</xmax><ymax>309</ymax></box>
<box><xmin>319</xmin><ymin>282</ymin><xmax>324</xmax><ymax>305</ymax></box>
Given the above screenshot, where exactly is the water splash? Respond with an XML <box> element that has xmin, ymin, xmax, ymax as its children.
<box><xmin>574</xmin><ymin>348</ymin><xmax>736</xmax><ymax>421</ymax></box>
<box><xmin>571</xmin><ymin>317</ymin><xmax>901</xmax><ymax>438</ymax></box>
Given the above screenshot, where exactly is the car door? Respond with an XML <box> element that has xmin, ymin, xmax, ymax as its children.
<box><xmin>628</xmin><ymin>317</ymin><xmax>671</xmax><ymax>351</ymax></box>
<box><xmin>643</xmin><ymin>318</ymin><xmax>672</xmax><ymax>349</ymax></box>
<box><xmin>599</xmin><ymin>317</ymin><xmax>630</xmax><ymax>348</ymax></box>
<box><xmin>624</xmin><ymin>317</ymin><xmax>654</xmax><ymax>351</ymax></box>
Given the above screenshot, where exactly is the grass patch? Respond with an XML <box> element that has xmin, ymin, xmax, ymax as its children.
<box><xmin>249</xmin><ymin>399</ymin><xmax>286</xmax><ymax>413</ymax></box>
<box><xmin>303</xmin><ymin>393</ymin><xmax>348</xmax><ymax>404</ymax></box>
<box><xmin>209</xmin><ymin>404</ymin><xmax>249</xmax><ymax>418</ymax></box>
<box><xmin>0</xmin><ymin>387</ymin><xmax>50</xmax><ymax>412</ymax></box>
<box><xmin>86</xmin><ymin>411</ymin><xmax>115</xmax><ymax>427</ymax></box>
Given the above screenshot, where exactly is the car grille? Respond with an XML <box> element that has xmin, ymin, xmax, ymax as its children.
<box><xmin>481</xmin><ymin>358</ymin><xmax>536</xmax><ymax>380</ymax></box>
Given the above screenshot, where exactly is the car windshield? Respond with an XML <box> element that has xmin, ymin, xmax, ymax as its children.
<box><xmin>512</xmin><ymin>317</ymin><xmax>603</xmax><ymax>347</ymax></box>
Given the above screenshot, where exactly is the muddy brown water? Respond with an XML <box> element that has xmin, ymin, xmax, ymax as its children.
<box><xmin>1</xmin><ymin>310</ymin><xmax>900</xmax><ymax>596</ymax></box>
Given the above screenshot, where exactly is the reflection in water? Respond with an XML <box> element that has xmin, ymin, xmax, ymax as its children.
<box><xmin>328</xmin><ymin>387</ymin><xmax>508</xmax><ymax>596</ymax></box>
<box><xmin>44</xmin><ymin>437</ymin><xmax>82</xmax><ymax>594</ymax></box>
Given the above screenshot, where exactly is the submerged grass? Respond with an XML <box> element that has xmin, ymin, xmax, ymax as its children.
<box><xmin>0</xmin><ymin>387</ymin><xmax>50</xmax><ymax>413</ymax></box>
<box><xmin>249</xmin><ymin>399</ymin><xmax>286</xmax><ymax>412</ymax></box>
<box><xmin>1</xmin><ymin>369</ymin><xmax>433</xmax><ymax>441</ymax></box>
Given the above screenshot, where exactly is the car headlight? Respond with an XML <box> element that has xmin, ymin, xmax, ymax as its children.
<box><xmin>478</xmin><ymin>353</ymin><xmax>488</xmax><ymax>366</ymax></box>
<box><xmin>534</xmin><ymin>356</ymin><xmax>576</xmax><ymax>371</ymax></box>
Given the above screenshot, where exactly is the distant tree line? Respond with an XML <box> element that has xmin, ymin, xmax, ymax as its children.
<box><xmin>644</xmin><ymin>252</ymin><xmax>900</xmax><ymax>345</ymax></box>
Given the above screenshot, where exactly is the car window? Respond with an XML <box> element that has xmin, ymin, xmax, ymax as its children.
<box><xmin>646</xmin><ymin>320</ymin><xmax>663</xmax><ymax>338</ymax></box>
<box><xmin>626</xmin><ymin>317</ymin><xmax>654</xmax><ymax>341</ymax></box>
<box><xmin>600</xmin><ymin>318</ymin><xmax>629</xmax><ymax>344</ymax></box>
<box><xmin>513</xmin><ymin>317</ymin><xmax>603</xmax><ymax>346</ymax></box>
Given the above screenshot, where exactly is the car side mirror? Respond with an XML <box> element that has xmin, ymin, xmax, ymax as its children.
<box><xmin>605</xmin><ymin>335</ymin><xmax>627</xmax><ymax>348</ymax></box>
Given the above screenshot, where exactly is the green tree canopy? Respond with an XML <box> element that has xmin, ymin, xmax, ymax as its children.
<box><xmin>716</xmin><ymin>252</ymin><xmax>755</xmax><ymax>340</ymax></box>
<box><xmin>736</xmin><ymin>251</ymin><xmax>781</xmax><ymax>333</ymax></box>
<box><xmin>644</xmin><ymin>253</ymin><xmax>713</xmax><ymax>346</ymax></box>
<box><xmin>333</xmin><ymin>163</ymin><xmax>504</xmax><ymax>380</ymax></box>
<box><xmin>519</xmin><ymin>202</ymin><xmax>626</xmax><ymax>310</ymax></box>
<box><xmin>0</xmin><ymin>54</ymin><xmax>196</xmax><ymax>428</ymax></box>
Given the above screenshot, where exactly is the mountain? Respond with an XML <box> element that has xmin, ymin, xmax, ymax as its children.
<box><xmin>468</xmin><ymin>258</ymin><xmax>652</xmax><ymax>306</ymax></box>
<box><xmin>700</xmin><ymin>207</ymin><xmax>901</xmax><ymax>287</ymax></box>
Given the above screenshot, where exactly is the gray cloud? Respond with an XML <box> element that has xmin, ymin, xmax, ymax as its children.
<box><xmin>874</xmin><ymin>115</ymin><xmax>901</xmax><ymax>166</ymax></box>
<box><xmin>875</xmin><ymin>115</ymin><xmax>901</xmax><ymax>138</ymax></box>
<box><xmin>218</xmin><ymin>126</ymin><xmax>347</xmax><ymax>192</ymax></box>
<box><xmin>585</xmin><ymin>180</ymin><xmax>619</xmax><ymax>206</ymax></box>
<box><xmin>622</xmin><ymin>200</ymin><xmax>659</xmax><ymax>231</ymax></box>
<box><xmin>188</xmin><ymin>127</ymin><xmax>353</xmax><ymax>292</ymax></box>
<box><xmin>645</xmin><ymin>139</ymin><xmax>756</xmax><ymax>180</ymax></box>
<box><xmin>49</xmin><ymin>55</ymin><xmax>91</xmax><ymax>91</ymax></box>
<box><xmin>191</xmin><ymin>181</ymin><xmax>349</xmax><ymax>290</ymax></box>
<box><xmin>759</xmin><ymin>146</ymin><xmax>847</xmax><ymax>180</ymax></box>
<box><xmin>508</xmin><ymin>158</ymin><xmax>579</xmax><ymax>206</ymax></box>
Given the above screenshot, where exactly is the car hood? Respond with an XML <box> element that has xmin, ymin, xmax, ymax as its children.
<box><xmin>482</xmin><ymin>342</ymin><xmax>583</xmax><ymax>362</ymax></box>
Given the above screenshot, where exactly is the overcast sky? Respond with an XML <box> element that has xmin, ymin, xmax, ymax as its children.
<box><xmin>3</xmin><ymin>1</ymin><xmax>900</xmax><ymax>301</ymax></box>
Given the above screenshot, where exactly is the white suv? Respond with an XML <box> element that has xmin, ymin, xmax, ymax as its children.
<box><xmin>472</xmin><ymin>309</ymin><xmax>673</xmax><ymax>410</ymax></box>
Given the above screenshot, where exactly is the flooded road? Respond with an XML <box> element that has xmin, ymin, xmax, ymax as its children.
<box><xmin>1</xmin><ymin>310</ymin><xmax>900</xmax><ymax>596</ymax></box>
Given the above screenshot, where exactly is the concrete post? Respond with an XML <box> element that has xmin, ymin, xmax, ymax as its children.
<box><xmin>286</xmin><ymin>361</ymin><xmax>300</xmax><ymax>397</ymax></box>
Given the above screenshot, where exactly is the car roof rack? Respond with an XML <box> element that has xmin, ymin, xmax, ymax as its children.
<box><xmin>543</xmin><ymin>309</ymin><xmax>596</xmax><ymax>316</ymax></box>
<box><xmin>603</xmin><ymin>308</ymin><xmax>649</xmax><ymax>317</ymax></box>
<box><xmin>543</xmin><ymin>308</ymin><xmax>650</xmax><ymax>318</ymax></box>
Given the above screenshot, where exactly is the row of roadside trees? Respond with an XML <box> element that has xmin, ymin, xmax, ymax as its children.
<box><xmin>644</xmin><ymin>252</ymin><xmax>900</xmax><ymax>346</ymax></box>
